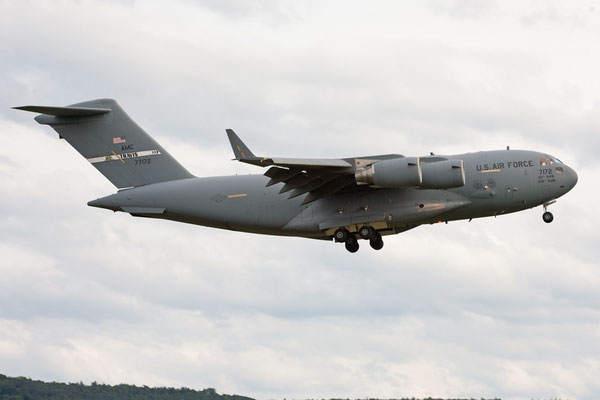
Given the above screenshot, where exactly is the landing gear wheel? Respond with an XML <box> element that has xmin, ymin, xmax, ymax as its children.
<box><xmin>543</xmin><ymin>211</ymin><xmax>554</xmax><ymax>223</ymax></box>
<box><xmin>370</xmin><ymin>238</ymin><xmax>384</xmax><ymax>250</ymax></box>
<box><xmin>369</xmin><ymin>232</ymin><xmax>384</xmax><ymax>250</ymax></box>
<box><xmin>345</xmin><ymin>236</ymin><xmax>359</xmax><ymax>253</ymax></box>
<box><xmin>359</xmin><ymin>225</ymin><xmax>373</xmax><ymax>240</ymax></box>
<box><xmin>334</xmin><ymin>228</ymin><xmax>349</xmax><ymax>243</ymax></box>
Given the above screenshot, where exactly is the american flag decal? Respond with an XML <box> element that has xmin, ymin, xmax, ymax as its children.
<box><xmin>113</xmin><ymin>136</ymin><xmax>126</xmax><ymax>144</ymax></box>
<box><xmin>556</xmin><ymin>166</ymin><xmax>563</xmax><ymax>174</ymax></box>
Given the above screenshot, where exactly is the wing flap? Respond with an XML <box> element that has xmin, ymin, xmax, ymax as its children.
<box><xmin>279</xmin><ymin>173</ymin><xmax>312</xmax><ymax>193</ymax></box>
<box><xmin>226</xmin><ymin>129</ymin><xmax>372</xmax><ymax>205</ymax></box>
<box><xmin>301</xmin><ymin>175</ymin><xmax>356</xmax><ymax>205</ymax></box>
<box><xmin>263</xmin><ymin>166</ymin><xmax>355</xmax><ymax>201</ymax></box>
<box><xmin>287</xmin><ymin>174</ymin><xmax>341</xmax><ymax>199</ymax></box>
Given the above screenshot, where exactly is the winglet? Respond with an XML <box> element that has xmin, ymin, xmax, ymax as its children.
<box><xmin>226</xmin><ymin>129</ymin><xmax>257</xmax><ymax>160</ymax></box>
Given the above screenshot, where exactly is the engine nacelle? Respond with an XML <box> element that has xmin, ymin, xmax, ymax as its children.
<box><xmin>355</xmin><ymin>157</ymin><xmax>421</xmax><ymax>187</ymax></box>
<box><xmin>419</xmin><ymin>159</ymin><xmax>465</xmax><ymax>189</ymax></box>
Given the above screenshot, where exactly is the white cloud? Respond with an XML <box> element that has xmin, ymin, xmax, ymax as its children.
<box><xmin>0</xmin><ymin>1</ymin><xmax>599</xmax><ymax>399</ymax></box>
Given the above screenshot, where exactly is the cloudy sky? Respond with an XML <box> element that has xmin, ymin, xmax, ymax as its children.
<box><xmin>1</xmin><ymin>0</ymin><xmax>599</xmax><ymax>399</ymax></box>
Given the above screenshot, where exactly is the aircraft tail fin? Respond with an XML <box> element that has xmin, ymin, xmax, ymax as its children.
<box><xmin>15</xmin><ymin>99</ymin><xmax>194</xmax><ymax>189</ymax></box>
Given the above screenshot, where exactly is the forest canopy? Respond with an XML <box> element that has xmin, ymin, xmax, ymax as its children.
<box><xmin>0</xmin><ymin>374</ymin><xmax>254</xmax><ymax>400</ymax></box>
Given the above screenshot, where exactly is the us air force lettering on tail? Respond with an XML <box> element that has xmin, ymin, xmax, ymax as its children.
<box><xmin>15</xmin><ymin>99</ymin><xmax>578</xmax><ymax>253</ymax></box>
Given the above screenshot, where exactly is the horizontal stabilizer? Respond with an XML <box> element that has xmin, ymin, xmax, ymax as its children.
<box><xmin>13</xmin><ymin>105</ymin><xmax>111</xmax><ymax>117</ymax></box>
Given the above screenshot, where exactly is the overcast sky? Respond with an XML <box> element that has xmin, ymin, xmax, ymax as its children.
<box><xmin>1</xmin><ymin>1</ymin><xmax>599</xmax><ymax>399</ymax></box>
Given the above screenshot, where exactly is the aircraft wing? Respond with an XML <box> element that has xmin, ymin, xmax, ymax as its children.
<box><xmin>226</xmin><ymin>129</ymin><xmax>362</xmax><ymax>204</ymax></box>
<box><xmin>226</xmin><ymin>129</ymin><xmax>351</xmax><ymax>167</ymax></box>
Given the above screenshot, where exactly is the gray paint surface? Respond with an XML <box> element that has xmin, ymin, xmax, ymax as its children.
<box><xmin>17</xmin><ymin>100</ymin><xmax>578</xmax><ymax>251</ymax></box>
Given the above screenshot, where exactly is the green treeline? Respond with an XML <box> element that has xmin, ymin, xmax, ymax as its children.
<box><xmin>0</xmin><ymin>374</ymin><xmax>254</xmax><ymax>400</ymax></box>
<box><xmin>0</xmin><ymin>374</ymin><xmax>505</xmax><ymax>400</ymax></box>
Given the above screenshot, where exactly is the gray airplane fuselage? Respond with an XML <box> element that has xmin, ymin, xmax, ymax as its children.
<box><xmin>15</xmin><ymin>99</ymin><xmax>578</xmax><ymax>251</ymax></box>
<box><xmin>89</xmin><ymin>149</ymin><xmax>578</xmax><ymax>239</ymax></box>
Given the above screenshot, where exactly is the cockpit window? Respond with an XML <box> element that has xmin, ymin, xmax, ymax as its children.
<box><xmin>539</xmin><ymin>155</ymin><xmax>562</xmax><ymax>166</ymax></box>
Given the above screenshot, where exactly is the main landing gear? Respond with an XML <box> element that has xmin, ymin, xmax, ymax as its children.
<box><xmin>345</xmin><ymin>235</ymin><xmax>359</xmax><ymax>253</ymax></box>
<box><xmin>370</xmin><ymin>231</ymin><xmax>384</xmax><ymax>250</ymax></box>
<box><xmin>542</xmin><ymin>200</ymin><xmax>556</xmax><ymax>224</ymax></box>
<box><xmin>334</xmin><ymin>226</ymin><xmax>384</xmax><ymax>253</ymax></box>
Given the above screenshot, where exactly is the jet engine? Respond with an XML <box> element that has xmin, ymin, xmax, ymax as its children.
<box><xmin>354</xmin><ymin>157</ymin><xmax>421</xmax><ymax>187</ymax></box>
<box><xmin>419</xmin><ymin>159</ymin><xmax>465</xmax><ymax>189</ymax></box>
<box><xmin>355</xmin><ymin>157</ymin><xmax>465</xmax><ymax>189</ymax></box>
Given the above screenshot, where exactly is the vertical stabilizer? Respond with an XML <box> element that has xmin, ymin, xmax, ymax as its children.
<box><xmin>15</xmin><ymin>99</ymin><xmax>194</xmax><ymax>188</ymax></box>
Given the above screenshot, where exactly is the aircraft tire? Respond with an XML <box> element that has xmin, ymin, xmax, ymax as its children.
<box><xmin>370</xmin><ymin>239</ymin><xmax>383</xmax><ymax>250</ymax></box>
<box><xmin>334</xmin><ymin>228</ymin><xmax>349</xmax><ymax>242</ymax></box>
<box><xmin>543</xmin><ymin>211</ymin><xmax>554</xmax><ymax>223</ymax></box>
<box><xmin>345</xmin><ymin>236</ymin><xmax>359</xmax><ymax>253</ymax></box>
<box><xmin>359</xmin><ymin>225</ymin><xmax>373</xmax><ymax>240</ymax></box>
<box><xmin>370</xmin><ymin>232</ymin><xmax>384</xmax><ymax>250</ymax></box>
<box><xmin>345</xmin><ymin>242</ymin><xmax>359</xmax><ymax>253</ymax></box>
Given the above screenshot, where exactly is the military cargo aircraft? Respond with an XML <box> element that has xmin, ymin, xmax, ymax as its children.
<box><xmin>15</xmin><ymin>99</ymin><xmax>578</xmax><ymax>252</ymax></box>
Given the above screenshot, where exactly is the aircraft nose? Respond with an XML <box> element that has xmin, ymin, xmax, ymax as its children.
<box><xmin>566</xmin><ymin>165</ymin><xmax>578</xmax><ymax>191</ymax></box>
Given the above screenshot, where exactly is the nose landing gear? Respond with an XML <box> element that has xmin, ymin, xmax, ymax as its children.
<box><xmin>542</xmin><ymin>200</ymin><xmax>556</xmax><ymax>224</ymax></box>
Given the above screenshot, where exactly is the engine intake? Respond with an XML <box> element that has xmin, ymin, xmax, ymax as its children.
<box><xmin>355</xmin><ymin>157</ymin><xmax>421</xmax><ymax>187</ymax></box>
